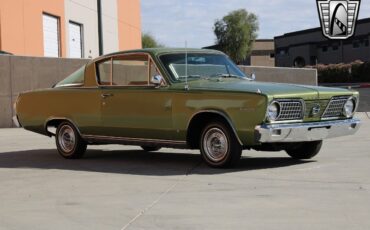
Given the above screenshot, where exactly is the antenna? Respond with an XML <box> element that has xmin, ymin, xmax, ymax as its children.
<box><xmin>184</xmin><ymin>41</ymin><xmax>189</xmax><ymax>91</ymax></box>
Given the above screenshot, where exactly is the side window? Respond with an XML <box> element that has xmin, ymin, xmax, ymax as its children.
<box><xmin>113</xmin><ymin>55</ymin><xmax>149</xmax><ymax>86</ymax></box>
<box><xmin>97</xmin><ymin>59</ymin><xmax>112</xmax><ymax>85</ymax></box>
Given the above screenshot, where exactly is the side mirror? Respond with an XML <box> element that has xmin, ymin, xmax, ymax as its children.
<box><xmin>151</xmin><ymin>75</ymin><xmax>163</xmax><ymax>87</ymax></box>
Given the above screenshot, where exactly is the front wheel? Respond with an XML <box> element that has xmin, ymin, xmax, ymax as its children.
<box><xmin>200</xmin><ymin>121</ymin><xmax>242</xmax><ymax>168</ymax></box>
<box><xmin>56</xmin><ymin>122</ymin><xmax>87</xmax><ymax>159</ymax></box>
<box><xmin>285</xmin><ymin>141</ymin><xmax>323</xmax><ymax>159</ymax></box>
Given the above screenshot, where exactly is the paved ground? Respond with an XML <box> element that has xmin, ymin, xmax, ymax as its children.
<box><xmin>0</xmin><ymin>116</ymin><xmax>369</xmax><ymax>230</ymax></box>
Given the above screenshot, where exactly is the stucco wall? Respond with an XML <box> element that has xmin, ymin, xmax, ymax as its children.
<box><xmin>117</xmin><ymin>0</ymin><xmax>142</xmax><ymax>51</ymax></box>
<box><xmin>0</xmin><ymin>0</ymin><xmax>142</xmax><ymax>58</ymax></box>
<box><xmin>0</xmin><ymin>0</ymin><xmax>66</xmax><ymax>57</ymax></box>
<box><xmin>0</xmin><ymin>56</ymin><xmax>318</xmax><ymax>128</ymax></box>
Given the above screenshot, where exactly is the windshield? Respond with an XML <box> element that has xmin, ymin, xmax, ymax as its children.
<box><xmin>159</xmin><ymin>53</ymin><xmax>248</xmax><ymax>82</ymax></box>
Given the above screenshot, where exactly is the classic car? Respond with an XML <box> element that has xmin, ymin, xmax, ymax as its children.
<box><xmin>13</xmin><ymin>48</ymin><xmax>361</xmax><ymax>168</ymax></box>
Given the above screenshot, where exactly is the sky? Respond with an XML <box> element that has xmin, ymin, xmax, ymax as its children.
<box><xmin>141</xmin><ymin>0</ymin><xmax>370</xmax><ymax>48</ymax></box>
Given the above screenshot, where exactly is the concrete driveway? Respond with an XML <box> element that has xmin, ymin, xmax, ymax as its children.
<box><xmin>0</xmin><ymin>116</ymin><xmax>369</xmax><ymax>230</ymax></box>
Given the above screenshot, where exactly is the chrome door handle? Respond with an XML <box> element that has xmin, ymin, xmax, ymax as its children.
<box><xmin>101</xmin><ymin>93</ymin><xmax>114</xmax><ymax>99</ymax></box>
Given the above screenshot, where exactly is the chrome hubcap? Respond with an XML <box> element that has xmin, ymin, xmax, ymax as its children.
<box><xmin>203</xmin><ymin>128</ymin><xmax>229</xmax><ymax>162</ymax></box>
<box><xmin>58</xmin><ymin>125</ymin><xmax>76</xmax><ymax>154</ymax></box>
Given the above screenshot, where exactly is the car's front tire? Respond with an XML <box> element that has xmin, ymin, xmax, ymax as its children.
<box><xmin>56</xmin><ymin>122</ymin><xmax>87</xmax><ymax>159</ymax></box>
<box><xmin>200</xmin><ymin>121</ymin><xmax>242</xmax><ymax>168</ymax></box>
<box><xmin>285</xmin><ymin>141</ymin><xmax>323</xmax><ymax>159</ymax></box>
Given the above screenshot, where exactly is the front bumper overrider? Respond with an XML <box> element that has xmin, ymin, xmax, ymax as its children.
<box><xmin>255</xmin><ymin>118</ymin><xmax>361</xmax><ymax>143</ymax></box>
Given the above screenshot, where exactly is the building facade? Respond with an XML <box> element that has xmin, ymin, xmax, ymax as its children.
<box><xmin>242</xmin><ymin>39</ymin><xmax>275</xmax><ymax>67</ymax></box>
<box><xmin>275</xmin><ymin>18</ymin><xmax>370</xmax><ymax>67</ymax></box>
<box><xmin>0</xmin><ymin>0</ymin><xmax>141</xmax><ymax>58</ymax></box>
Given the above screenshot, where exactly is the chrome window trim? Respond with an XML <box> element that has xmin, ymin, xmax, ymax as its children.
<box><xmin>94</xmin><ymin>52</ymin><xmax>169</xmax><ymax>88</ymax></box>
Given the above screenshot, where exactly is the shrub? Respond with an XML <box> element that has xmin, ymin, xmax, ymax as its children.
<box><xmin>310</xmin><ymin>61</ymin><xmax>370</xmax><ymax>83</ymax></box>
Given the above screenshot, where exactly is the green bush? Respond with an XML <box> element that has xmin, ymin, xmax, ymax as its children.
<box><xmin>314</xmin><ymin>61</ymin><xmax>370</xmax><ymax>83</ymax></box>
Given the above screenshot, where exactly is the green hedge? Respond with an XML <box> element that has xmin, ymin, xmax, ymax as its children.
<box><xmin>315</xmin><ymin>61</ymin><xmax>370</xmax><ymax>83</ymax></box>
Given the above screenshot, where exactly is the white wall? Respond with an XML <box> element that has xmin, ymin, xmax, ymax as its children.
<box><xmin>64</xmin><ymin>0</ymin><xmax>100</xmax><ymax>58</ymax></box>
<box><xmin>101</xmin><ymin>0</ymin><xmax>119</xmax><ymax>54</ymax></box>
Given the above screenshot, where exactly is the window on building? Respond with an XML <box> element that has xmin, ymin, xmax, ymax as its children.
<box><xmin>43</xmin><ymin>13</ymin><xmax>60</xmax><ymax>57</ymax></box>
<box><xmin>353</xmin><ymin>40</ymin><xmax>360</xmax><ymax>48</ymax></box>
<box><xmin>332</xmin><ymin>44</ymin><xmax>339</xmax><ymax>51</ymax></box>
<box><xmin>321</xmin><ymin>46</ymin><xmax>328</xmax><ymax>52</ymax></box>
<box><xmin>69</xmin><ymin>21</ymin><xmax>84</xmax><ymax>58</ymax></box>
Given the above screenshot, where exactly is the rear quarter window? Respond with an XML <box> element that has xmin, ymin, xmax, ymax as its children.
<box><xmin>55</xmin><ymin>65</ymin><xmax>85</xmax><ymax>87</ymax></box>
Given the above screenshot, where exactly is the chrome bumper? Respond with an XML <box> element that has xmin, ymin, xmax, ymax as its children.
<box><xmin>255</xmin><ymin>118</ymin><xmax>361</xmax><ymax>143</ymax></box>
<box><xmin>12</xmin><ymin>116</ymin><xmax>21</xmax><ymax>128</ymax></box>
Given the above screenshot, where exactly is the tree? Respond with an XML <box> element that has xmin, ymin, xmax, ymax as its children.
<box><xmin>142</xmin><ymin>33</ymin><xmax>163</xmax><ymax>48</ymax></box>
<box><xmin>214</xmin><ymin>9</ymin><xmax>259</xmax><ymax>63</ymax></box>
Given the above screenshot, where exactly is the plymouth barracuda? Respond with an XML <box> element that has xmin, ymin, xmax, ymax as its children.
<box><xmin>13</xmin><ymin>48</ymin><xmax>361</xmax><ymax>168</ymax></box>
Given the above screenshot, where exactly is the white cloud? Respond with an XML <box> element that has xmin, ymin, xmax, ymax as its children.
<box><xmin>141</xmin><ymin>0</ymin><xmax>370</xmax><ymax>48</ymax></box>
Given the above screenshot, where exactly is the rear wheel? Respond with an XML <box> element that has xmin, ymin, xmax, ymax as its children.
<box><xmin>141</xmin><ymin>146</ymin><xmax>161</xmax><ymax>152</ymax></box>
<box><xmin>56</xmin><ymin>122</ymin><xmax>87</xmax><ymax>159</ymax></box>
<box><xmin>200</xmin><ymin>121</ymin><xmax>242</xmax><ymax>168</ymax></box>
<box><xmin>285</xmin><ymin>141</ymin><xmax>323</xmax><ymax>159</ymax></box>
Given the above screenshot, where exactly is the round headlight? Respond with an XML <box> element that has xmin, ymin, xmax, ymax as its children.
<box><xmin>343</xmin><ymin>98</ymin><xmax>355</xmax><ymax>118</ymax></box>
<box><xmin>268</xmin><ymin>101</ymin><xmax>280</xmax><ymax>121</ymax></box>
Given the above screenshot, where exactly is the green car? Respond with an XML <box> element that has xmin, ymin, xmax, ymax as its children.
<box><xmin>14</xmin><ymin>48</ymin><xmax>361</xmax><ymax>168</ymax></box>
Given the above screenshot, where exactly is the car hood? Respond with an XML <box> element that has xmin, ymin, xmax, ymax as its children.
<box><xmin>171</xmin><ymin>78</ymin><xmax>353</xmax><ymax>100</ymax></box>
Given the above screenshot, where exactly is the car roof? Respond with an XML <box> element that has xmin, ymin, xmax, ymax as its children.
<box><xmin>95</xmin><ymin>48</ymin><xmax>224</xmax><ymax>61</ymax></box>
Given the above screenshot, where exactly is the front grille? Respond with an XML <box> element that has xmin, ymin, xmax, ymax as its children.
<box><xmin>305</xmin><ymin>99</ymin><xmax>330</xmax><ymax>117</ymax></box>
<box><xmin>277</xmin><ymin>100</ymin><xmax>304</xmax><ymax>121</ymax></box>
<box><xmin>322</xmin><ymin>96</ymin><xmax>349</xmax><ymax>118</ymax></box>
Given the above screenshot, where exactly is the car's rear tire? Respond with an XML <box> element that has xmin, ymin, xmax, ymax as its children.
<box><xmin>141</xmin><ymin>146</ymin><xmax>161</xmax><ymax>152</ymax></box>
<box><xmin>200</xmin><ymin>121</ymin><xmax>242</xmax><ymax>168</ymax></box>
<box><xmin>285</xmin><ymin>141</ymin><xmax>323</xmax><ymax>159</ymax></box>
<box><xmin>56</xmin><ymin>121</ymin><xmax>87</xmax><ymax>159</ymax></box>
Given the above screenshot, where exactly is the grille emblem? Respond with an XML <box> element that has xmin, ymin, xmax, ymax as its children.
<box><xmin>312</xmin><ymin>104</ymin><xmax>321</xmax><ymax>116</ymax></box>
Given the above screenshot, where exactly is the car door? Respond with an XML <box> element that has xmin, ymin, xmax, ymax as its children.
<box><xmin>96</xmin><ymin>53</ymin><xmax>174</xmax><ymax>140</ymax></box>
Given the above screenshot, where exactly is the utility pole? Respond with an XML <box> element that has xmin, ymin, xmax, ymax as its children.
<box><xmin>97</xmin><ymin>0</ymin><xmax>103</xmax><ymax>55</ymax></box>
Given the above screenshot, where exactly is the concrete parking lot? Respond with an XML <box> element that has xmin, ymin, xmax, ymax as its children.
<box><xmin>0</xmin><ymin>115</ymin><xmax>369</xmax><ymax>230</ymax></box>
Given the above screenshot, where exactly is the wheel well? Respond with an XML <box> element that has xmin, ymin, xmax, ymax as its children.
<box><xmin>45</xmin><ymin>119</ymin><xmax>79</xmax><ymax>136</ymax></box>
<box><xmin>186</xmin><ymin>112</ymin><xmax>238</xmax><ymax>149</ymax></box>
